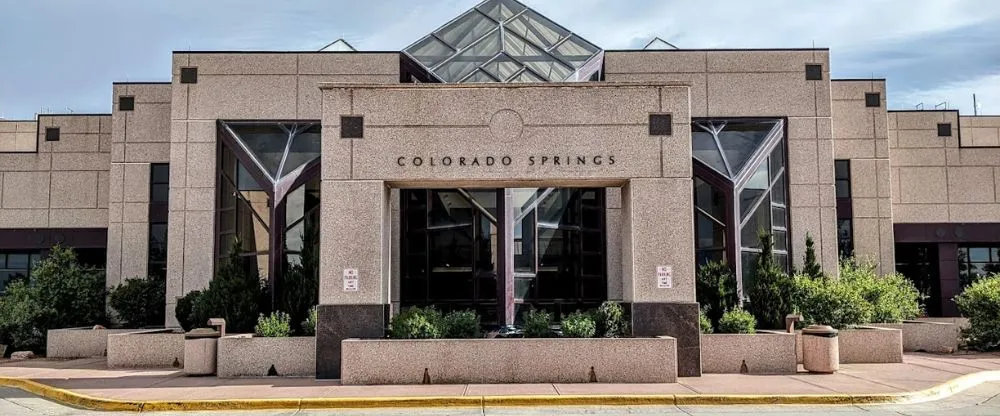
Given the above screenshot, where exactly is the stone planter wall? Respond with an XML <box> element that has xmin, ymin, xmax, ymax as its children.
<box><xmin>838</xmin><ymin>326</ymin><xmax>903</xmax><ymax>364</ymax></box>
<box><xmin>701</xmin><ymin>332</ymin><xmax>796</xmax><ymax>375</ymax></box>
<box><xmin>914</xmin><ymin>317</ymin><xmax>970</xmax><ymax>329</ymax></box>
<box><xmin>217</xmin><ymin>335</ymin><xmax>315</xmax><ymax>378</ymax></box>
<box><xmin>341</xmin><ymin>337</ymin><xmax>677</xmax><ymax>385</ymax></box>
<box><xmin>107</xmin><ymin>329</ymin><xmax>185</xmax><ymax>368</ymax></box>
<box><xmin>46</xmin><ymin>327</ymin><xmax>136</xmax><ymax>358</ymax></box>
<box><xmin>872</xmin><ymin>321</ymin><xmax>960</xmax><ymax>353</ymax></box>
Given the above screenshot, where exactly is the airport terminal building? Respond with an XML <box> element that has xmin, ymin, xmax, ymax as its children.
<box><xmin>1</xmin><ymin>0</ymin><xmax>999</xmax><ymax>377</ymax></box>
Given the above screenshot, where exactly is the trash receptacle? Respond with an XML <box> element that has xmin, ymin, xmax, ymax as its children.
<box><xmin>184</xmin><ymin>328</ymin><xmax>220</xmax><ymax>376</ymax></box>
<box><xmin>802</xmin><ymin>325</ymin><xmax>839</xmax><ymax>373</ymax></box>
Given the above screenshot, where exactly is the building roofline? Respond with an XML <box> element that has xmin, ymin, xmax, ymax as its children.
<box><xmin>832</xmin><ymin>78</ymin><xmax>887</xmax><ymax>82</ymax></box>
<box><xmin>37</xmin><ymin>113</ymin><xmax>111</xmax><ymax>117</ymax></box>
<box><xmin>888</xmin><ymin>109</ymin><xmax>960</xmax><ymax>113</ymax></box>
<box><xmin>605</xmin><ymin>47</ymin><xmax>830</xmax><ymax>52</ymax></box>
<box><xmin>172</xmin><ymin>50</ymin><xmax>400</xmax><ymax>55</ymax></box>
<box><xmin>0</xmin><ymin>119</ymin><xmax>36</xmax><ymax>122</ymax></box>
<box><xmin>112</xmin><ymin>81</ymin><xmax>171</xmax><ymax>85</ymax></box>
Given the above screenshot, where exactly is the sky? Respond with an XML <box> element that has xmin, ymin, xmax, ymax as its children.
<box><xmin>1</xmin><ymin>0</ymin><xmax>999</xmax><ymax>119</ymax></box>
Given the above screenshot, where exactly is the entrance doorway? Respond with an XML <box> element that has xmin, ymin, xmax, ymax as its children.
<box><xmin>400</xmin><ymin>188</ymin><xmax>607</xmax><ymax>327</ymax></box>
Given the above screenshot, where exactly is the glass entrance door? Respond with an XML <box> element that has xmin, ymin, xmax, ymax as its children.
<box><xmin>400</xmin><ymin>187</ymin><xmax>607</xmax><ymax>327</ymax></box>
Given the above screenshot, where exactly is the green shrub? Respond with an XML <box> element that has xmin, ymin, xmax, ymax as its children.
<box><xmin>802</xmin><ymin>233</ymin><xmax>823</xmax><ymax>279</ymax></box>
<box><xmin>301</xmin><ymin>306</ymin><xmax>318</xmax><ymax>336</ymax></box>
<box><xmin>441</xmin><ymin>310</ymin><xmax>481</xmax><ymax>339</ymax></box>
<box><xmin>175</xmin><ymin>290</ymin><xmax>203</xmax><ymax>331</ymax></box>
<box><xmin>254</xmin><ymin>311</ymin><xmax>291</xmax><ymax>337</ymax></box>
<box><xmin>593</xmin><ymin>301</ymin><xmax>629</xmax><ymax>338</ymax></box>
<box><xmin>699</xmin><ymin>309</ymin><xmax>713</xmax><ymax>334</ymax></box>
<box><xmin>109</xmin><ymin>277</ymin><xmax>165</xmax><ymax>328</ymax></box>
<box><xmin>840</xmin><ymin>260</ymin><xmax>920</xmax><ymax>323</ymax></box>
<box><xmin>696</xmin><ymin>261</ymin><xmax>739</xmax><ymax>332</ymax></box>
<box><xmin>954</xmin><ymin>274</ymin><xmax>1000</xmax><ymax>351</ymax></box>
<box><xmin>745</xmin><ymin>231</ymin><xmax>795</xmax><ymax>329</ymax></box>
<box><xmin>561</xmin><ymin>311</ymin><xmax>596</xmax><ymax>338</ymax></box>
<box><xmin>793</xmin><ymin>274</ymin><xmax>872</xmax><ymax>329</ymax></box>
<box><xmin>0</xmin><ymin>245</ymin><xmax>107</xmax><ymax>353</ymax></box>
<box><xmin>192</xmin><ymin>239</ymin><xmax>266</xmax><ymax>333</ymax></box>
<box><xmin>718</xmin><ymin>308</ymin><xmax>757</xmax><ymax>334</ymax></box>
<box><xmin>277</xmin><ymin>219</ymin><xmax>319</xmax><ymax>335</ymax></box>
<box><xmin>522</xmin><ymin>309</ymin><xmax>553</xmax><ymax>338</ymax></box>
<box><xmin>389</xmin><ymin>306</ymin><xmax>442</xmax><ymax>339</ymax></box>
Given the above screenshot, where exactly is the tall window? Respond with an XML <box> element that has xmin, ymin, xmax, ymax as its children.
<box><xmin>691</xmin><ymin>119</ymin><xmax>789</xmax><ymax>291</ymax></box>
<box><xmin>958</xmin><ymin>246</ymin><xmax>1000</xmax><ymax>289</ymax></box>
<box><xmin>834</xmin><ymin>160</ymin><xmax>853</xmax><ymax>258</ymax></box>
<box><xmin>0</xmin><ymin>252</ymin><xmax>41</xmax><ymax>293</ymax></box>
<box><xmin>148</xmin><ymin>163</ymin><xmax>169</xmax><ymax>279</ymax></box>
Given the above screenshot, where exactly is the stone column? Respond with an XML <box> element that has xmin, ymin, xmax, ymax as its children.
<box><xmin>622</xmin><ymin>177</ymin><xmax>700</xmax><ymax>376</ymax></box>
<box><xmin>316</xmin><ymin>180</ymin><xmax>390</xmax><ymax>379</ymax></box>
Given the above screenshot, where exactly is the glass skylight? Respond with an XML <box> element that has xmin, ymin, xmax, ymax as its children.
<box><xmin>402</xmin><ymin>0</ymin><xmax>603</xmax><ymax>83</ymax></box>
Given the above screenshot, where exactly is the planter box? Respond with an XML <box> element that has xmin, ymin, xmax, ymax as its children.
<box><xmin>701</xmin><ymin>332</ymin><xmax>796</xmax><ymax>375</ymax></box>
<box><xmin>914</xmin><ymin>317</ymin><xmax>970</xmax><ymax>329</ymax></box>
<box><xmin>341</xmin><ymin>337</ymin><xmax>677</xmax><ymax>385</ymax></box>
<box><xmin>872</xmin><ymin>321</ymin><xmax>961</xmax><ymax>353</ymax></box>
<box><xmin>47</xmin><ymin>327</ymin><xmax>137</xmax><ymax>358</ymax></box>
<box><xmin>838</xmin><ymin>326</ymin><xmax>903</xmax><ymax>364</ymax></box>
<box><xmin>216</xmin><ymin>335</ymin><xmax>315</xmax><ymax>378</ymax></box>
<box><xmin>107</xmin><ymin>329</ymin><xmax>185</xmax><ymax>368</ymax></box>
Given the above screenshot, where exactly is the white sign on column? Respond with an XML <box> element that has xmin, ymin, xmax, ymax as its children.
<box><xmin>656</xmin><ymin>265</ymin><xmax>672</xmax><ymax>289</ymax></box>
<box><xmin>343</xmin><ymin>268</ymin><xmax>359</xmax><ymax>292</ymax></box>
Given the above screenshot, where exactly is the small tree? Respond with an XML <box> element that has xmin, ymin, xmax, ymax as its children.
<box><xmin>192</xmin><ymin>238</ymin><xmax>266</xmax><ymax>333</ymax></box>
<box><xmin>802</xmin><ymin>233</ymin><xmax>823</xmax><ymax>279</ymax></box>
<box><xmin>109</xmin><ymin>277</ymin><xmax>166</xmax><ymax>328</ymax></box>
<box><xmin>696</xmin><ymin>260</ymin><xmax>739</xmax><ymax>332</ymax></box>
<box><xmin>277</xmin><ymin>218</ymin><xmax>319</xmax><ymax>334</ymax></box>
<box><xmin>746</xmin><ymin>230</ymin><xmax>795</xmax><ymax>329</ymax></box>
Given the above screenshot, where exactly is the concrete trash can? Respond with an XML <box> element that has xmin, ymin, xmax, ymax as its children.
<box><xmin>184</xmin><ymin>328</ymin><xmax>220</xmax><ymax>376</ymax></box>
<box><xmin>802</xmin><ymin>325</ymin><xmax>839</xmax><ymax>373</ymax></box>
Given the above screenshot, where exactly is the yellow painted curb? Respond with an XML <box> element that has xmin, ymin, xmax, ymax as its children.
<box><xmin>2</xmin><ymin>370</ymin><xmax>999</xmax><ymax>412</ymax></box>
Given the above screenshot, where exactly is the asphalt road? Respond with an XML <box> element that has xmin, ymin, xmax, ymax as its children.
<box><xmin>2</xmin><ymin>382</ymin><xmax>999</xmax><ymax>415</ymax></box>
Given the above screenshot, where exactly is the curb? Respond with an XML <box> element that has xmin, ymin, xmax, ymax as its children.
<box><xmin>2</xmin><ymin>371</ymin><xmax>999</xmax><ymax>412</ymax></box>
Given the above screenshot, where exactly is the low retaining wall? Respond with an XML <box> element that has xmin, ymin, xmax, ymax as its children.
<box><xmin>872</xmin><ymin>321</ymin><xmax>960</xmax><ymax>353</ymax></box>
<box><xmin>46</xmin><ymin>327</ymin><xmax>136</xmax><ymax>358</ymax></box>
<box><xmin>838</xmin><ymin>326</ymin><xmax>903</xmax><ymax>364</ymax></box>
<box><xmin>341</xmin><ymin>337</ymin><xmax>677</xmax><ymax>385</ymax></box>
<box><xmin>701</xmin><ymin>332</ymin><xmax>796</xmax><ymax>375</ymax></box>
<box><xmin>107</xmin><ymin>329</ymin><xmax>185</xmax><ymax>368</ymax></box>
<box><xmin>217</xmin><ymin>335</ymin><xmax>315</xmax><ymax>378</ymax></box>
<box><xmin>914</xmin><ymin>317</ymin><xmax>970</xmax><ymax>329</ymax></box>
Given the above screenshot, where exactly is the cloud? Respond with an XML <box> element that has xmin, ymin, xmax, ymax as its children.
<box><xmin>893</xmin><ymin>72</ymin><xmax>1000</xmax><ymax>115</ymax></box>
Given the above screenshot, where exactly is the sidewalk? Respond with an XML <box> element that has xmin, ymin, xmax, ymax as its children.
<box><xmin>2</xmin><ymin>352</ymin><xmax>1000</xmax><ymax>410</ymax></box>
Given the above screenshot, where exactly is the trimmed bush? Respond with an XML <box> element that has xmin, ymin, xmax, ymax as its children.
<box><xmin>699</xmin><ymin>309</ymin><xmax>713</xmax><ymax>334</ymax></box>
<box><xmin>441</xmin><ymin>310</ymin><xmax>481</xmax><ymax>339</ymax></box>
<box><xmin>802</xmin><ymin>233</ymin><xmax>823</xmax><ymax>279</ymax></box>
<box><xmin>522</xmin><ymin>309</ymin><xmax>553</xmax><ymax>338</ymax></box>
<box><xmin>0</xmin><ymin>280</ymin><xmax>46</xmax><ymax>353</ymax></box>
<box><xmin>746</xmin><ymin>231</ymin><xmax>795</xmax><ymax>329</ymax></box>
<box><xmin>793</xmin><ymin>274</ymin><xmax>872</xmax><ymax>329</ymax></box>
<box><xmin>389</xmin><ymin>306</ymin><xmax>442</xmax><ymax>339</ymax></box>
<box><xmin>192</xmin><ymin>239</ymin><xmax>266</xmax><ymax>333</ymax></box>
<box><xmin>718</xmin><ymin>308</ymin><xmax>756</xmax><ymax>334</ymax></box>
<box><xmin>175</xmin><ymin>290</ymin><xmax>203</xmax><ymax>331</ymax></box>
<box><xmin>109</xmin><ymin>277</ymin><xmax>165</xmax><ymax>328</ymax></box>
<box><xmin>696</xmin><ymin>261</ymin><xmax>739</xmax><ymax>332</ymax></box>
<box><xmin>954</xmin><ymin>274</ymin><xmax>1000</xmax><ymax>351</ymax></box>
<box><xmin>841</xmin><ymin>261</ymin><xmax>920</xmax><ymax>323</ymax></box>
<box><xmin>593</xmin><ymin>301</ymin><xmax>629</xmax><ymax>338</ymax></box>
<box><xmin>301</xmin><ymin>306</ymin><xmax>318</xmax><ymax>336</ymax></box>
<box><xmin>561</xmin><ymin>311</ymin><xmax>596</xmax><ymax>338</ymax></box>
<box><xmin>255</xmin><ymin>311</ymin><xmax>291</xmax><ymax>337</ymax></box>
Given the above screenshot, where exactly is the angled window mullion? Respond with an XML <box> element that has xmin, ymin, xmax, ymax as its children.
<box><xmin>431</xmin><ymin>27</ymin><xmax>501</xmax><ymax>72</ymax></box>
<box><xmin>456</xmin><ymin>188</ymin><xmax>498</xmax><ymax>223</ymax></box>
<box><xmin>738</xmin><ymin>166</ymin><xmax>785</xmax><ymax>230</ymax></box>
<box><xmin>220</xmin><ymin>122</ymin><xmax>276</xmax><ymax>185</ymax></box>
<box><xmin>733</xmin><ymin>121</ymin><xmax>784</xmax><ymax>189</ymax></box>
<box><xmin>274</xmin><ymin>124</ymin><xmax>298</xmax><ymax>181</ymax></box>
<box><xmin>695</xmin><ymin>206</ymin><xmax>727</xmax><ymax>227</ymax></box>
<box><xmin>505</xmin><ymin>66</ymin><xmax>528</xmax><ymax>82</ymax></box>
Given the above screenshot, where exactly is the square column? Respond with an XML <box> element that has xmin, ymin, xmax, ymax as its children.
<box><xmin>622</xmin><ymin>178</ymin><xmax>701</xmax><ymax>376</ymax></box>
<box><xmin>316</xmin><ymin>180</ymin><xmax>391</xmax><ymax>379</ymax></box>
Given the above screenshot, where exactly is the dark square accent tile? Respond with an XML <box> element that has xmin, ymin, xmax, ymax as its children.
<box><xmin>45</xmin><ymin>127</ymin><xmax>60</xmax><ymax>142</ymax></box>
<box><xmin>629</xmin><ymin>302</ymin><xmax>701</xmax><ymax>376</ymax></box>
<box><xmin>119</xmin><ymin>96</ymin><xmax>135</xmax><ymax>111</ymax></box>
<box><xmin>937</xmin><ymin>123</ymin><xmax>952</xmax><ymax>137</ymax></box>
<box><xmin>649</xmin><ymin>113</ymin><xmax>672</xmax><ymax>136</ymax></box>
<box><xmin>865</xmin><ymin>92</ymin><xmax>880</xmax><ymax>108</ymax></box>
<box><xmin>180</xmin><ymin>67</ymin><xmax>198</xmax><ymax>84</ymax></box>
<box><xmin>316</xmin><ymin>304</ymin><xmax>386</xmax><ymax>379</ymax></box>
<box><xmin>805</xmin><ymin>64</ymin><xmax>823</xmax><ymax>80</ymax></box>
<box><xmin>341</xmin><ymin>116</ymin><xmax>364</xmax><ymax>139</ymax></box>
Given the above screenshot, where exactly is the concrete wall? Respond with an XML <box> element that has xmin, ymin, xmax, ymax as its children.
<box><xmin>831</xmin><ymin>80</ymin><xmax>894</xmax><ymax>273</ymax></box>
<box><xmin>889</xmin><ymin>110</ymin><xmax>1000</xmax><ymax>222</ymax></box>
<box><xmin>959</xmin><ymin>115</ymin><xmax>1000</xmax><ymax>147</ymax></box>
<box><xmin>0</xmin><ymin>115</ymin><xmax>110</xmax><ymax>229</ymax></box>
<box><xmin>0</xmin><ymin>121</ymin><xmax>37</xmax><ymax>152</ymax></box>
<box><xmin>106</xmin><ymin>83</ymin><xmax>171</xmax><ymax>288</ymax></box>
<box><xmin>165</xmin><ymin>52</ymin><xmax>399</xmax><ymax>326</ymax></box>
<box><xmin>605</xmin><ymin>49</ymin><xmax>838</xmax><ymax>274</ymax></box>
